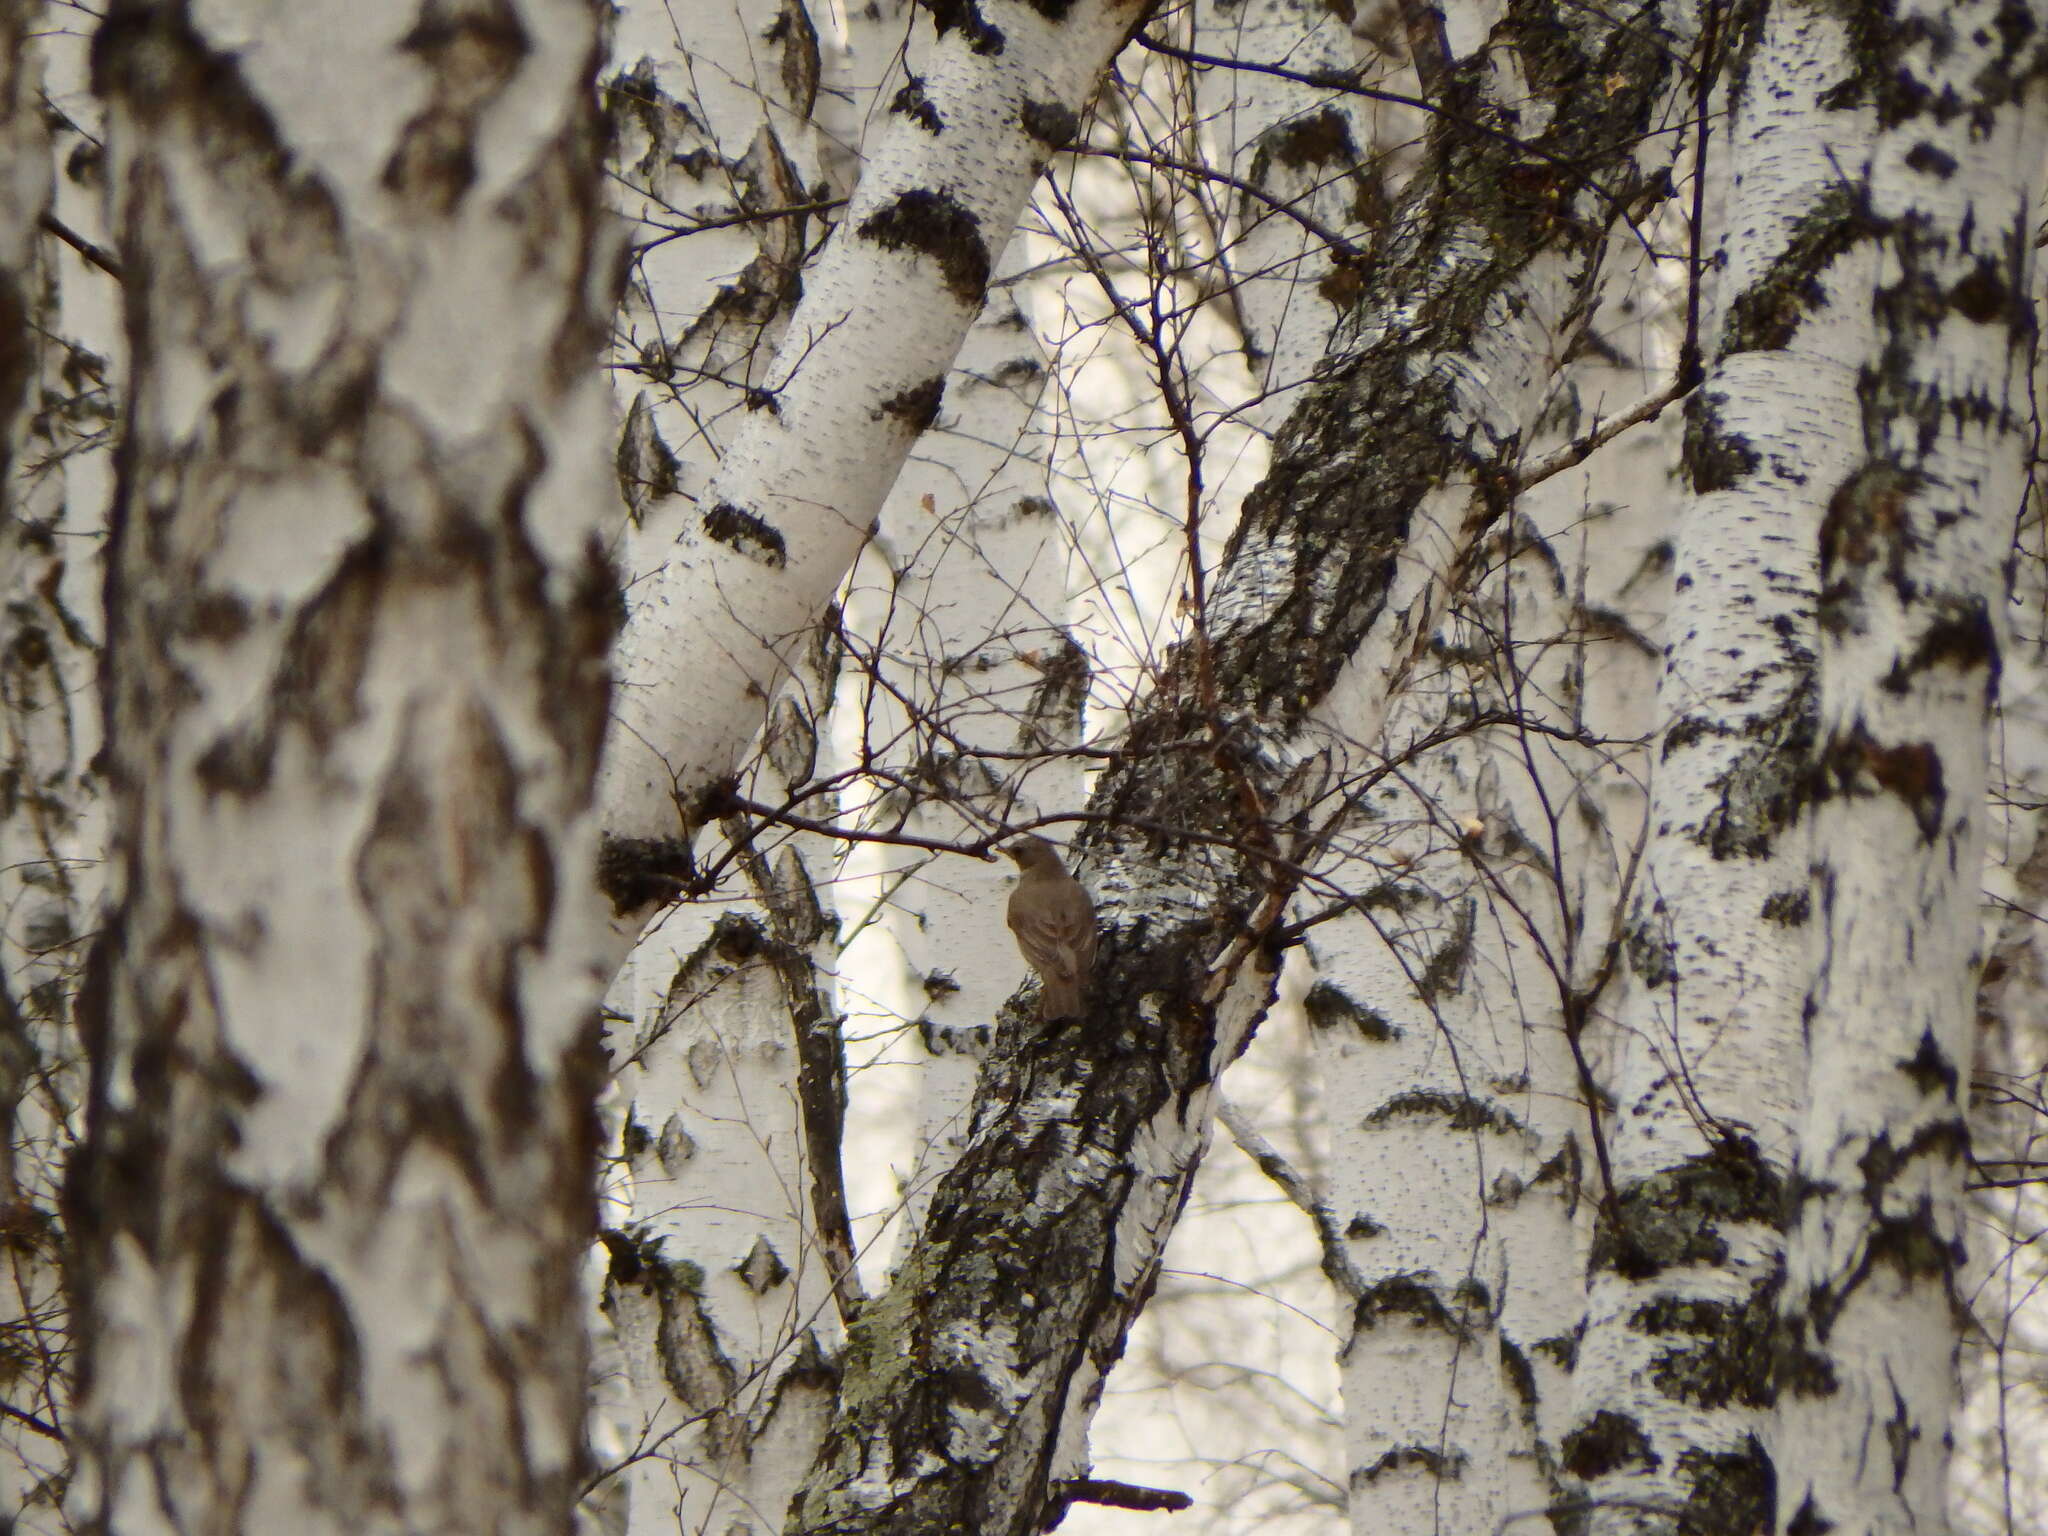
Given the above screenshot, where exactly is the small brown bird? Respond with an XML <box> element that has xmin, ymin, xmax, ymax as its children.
<box><xmin>1003</xmin><ymin>835</ymin><xmax>1098</xmax><ymax>1020</ymax></box>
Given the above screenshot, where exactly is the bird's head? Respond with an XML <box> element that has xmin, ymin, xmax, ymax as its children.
<box><xmin>1002</xmin><ymin>834</ymin><xmax>1064</xmax><ymax>872</ymax></box>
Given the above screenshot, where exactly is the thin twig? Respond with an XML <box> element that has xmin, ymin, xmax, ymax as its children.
<box><xmin>39</xmin><ymin>211</ymin><xmax>121</xmax><ymax>281</ymax></box>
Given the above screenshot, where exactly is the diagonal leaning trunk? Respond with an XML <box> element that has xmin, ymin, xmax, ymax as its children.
<box><xmin>595</xmin><ymin>0</ymin><xmax>1155</xmax><ymax>932</ymax></box>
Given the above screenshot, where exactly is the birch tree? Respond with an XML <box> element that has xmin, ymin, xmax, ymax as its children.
<box><xmin>595</xmin><ymin>6</ymin><xmax>854</xmax><ymax>1528</ymax></box>
<box><xmin>596</xmin><ymin>0</ymin><xmax>1150</xmax><ymax>923</ymax></box>
<box><xmin>0</xmin><ymin>5</ymin><xmax>73</xmax><ymax>1522</ymax></box>
<box><xmin>783</xmin><ymin>3</ymin><xmax>1695</xmax><ymax>1528</ymax></box>
<box><xmin>65</xmin><ymin>3</ymin><xmax>621</xmax><ymax>1531</ymax></box>
<box><xmin>0</xmin><ymin>7</ymin><xmax>116</xmax><ymax>1526</ymax></box>
<box><xmin>1561</xmin><ymin>2</ymin><xmax>1842</xmax><ymax>1527</ymax></box>
<box><xmin>19</xmin><ymin>1</ymin><xmax>2048</xmax><ymax>1535</ymax></box>
<box><xmin>1774</xmin><ymin>7</ymin><xmax>2048</xmax><ymax>1533</ymax></box>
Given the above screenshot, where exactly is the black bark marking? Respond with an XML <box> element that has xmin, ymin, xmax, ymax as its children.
<box><xmin>702</xmin><ymin>499</ymin><xmax>789</xmax><ymax>566</ymax></box>
<box><xmin>1500</xmin><ymin>1336</ymin><xmax>1537</xmax><ymax>1411</ymax></box>
<box><xmin>1302</xmin><ymin>979</ymin><xmax>1401</xmax><ymax>1040</ymax></box>
<box><xmin>180</xmin><ymin>591</ymin><xmax>252</xmax><ymax>643</ymax></box>
<box><xmin>1355</xmin><ymin>1273</ymin><xmax>1469</xmax><ymax>1337</ymax></box>
<box><xmin>1895</xmin><ymin>1028</ymin><xmax>1957</xmax><ymax>1096</ymax></box>
<box><xmin>1880</xmin><ymin>595</ymin><xmax>1998</xmax><ymax>692</ymax></box>
<box><xmin>1697</xmin><ymin>672</ymin><xmax>1819</xmax><ymax>859</ymax></box>
<box><xmin>1903</xmin><ymin>141</ymin><xmax>1957</xmax><ymax>178</ymax></box>
<box><xmin>597</xmin><ymin>834</ymin><xmax>696</xmax><ymax>914</ymax></box>
<box><xmin>923</xmin><ymin>0</ymin><xmax>1006</xmax><ymax>56</ymax></box>
<box><xmin>1019</xmin><ymin>98</ymin><xmax>1078</xmax><ymax>150</ymax></box>
<box><xmin>1673</xmin><ymin>1440</ymin><xmax>1776</xmax><ymax>1536</ymax></box>
<box><xmin>1787</xmin><ymin>1122</ymin><xmax>1970</xmax><ymax>1347</ymax></box>
<box><xmin>598</xmin><ymin>1226</ymin><xmax>743</xmax><ymax>1425</ymax></box>
<box><xmin>1262</xmin><ymin>105</ymin><xmax>1356</xmax><ymax>172</ymax></box>
<box><xmin>1416</xmin><ymin>899</ymin><xmax>1475</xmax><ymax>1000</ymax></box>
<box><xmin>1720</xmin><ymin>184</ymin><xmax>1880</xmax><ymax>356</ymax></box>
<box><xmin>1633</xmin><ymin>1290</ymin><xmax>1780</xmax><ymax>1411</ymax></box>
<box><xmin>1817</xmin><ymin>728</ymin><xmax>1945</xmax><ymax>840</ymax></box>
<box><xmin>1365</xmin><ymin>1090</ymin><xmax>1523</xmax><ymax>1136</ymax></box>
<box><xmin>891</xmin><ymin>77</ymin><xmax>942</xmax><ymax>133</ymax></box>
<box><xmin>1819</xmin><ymin>462</ymin><xmax>1919</xmax><ymax>624</ymax></box>
<box><xmin>1949</xmin><ymin>258</ymin><xmax>2012</xmax><ymax>324</ymax></box>
<box><xmin>874</xmin><ymin>375</ymin><xmax>945</xmax><ymax>433</ymax></box>
<box><xmin>1561</xmin><ymin>1410</ymin><xmax>1658</xmax><ymax>1480</ymax></box>
<box><xmin>1626</xmin><ymin>901</ymin><xmax>1677</xmax><ymax>990</ymax></box>
<box><xmin>857</xmin><ymin>188</ymin><xmax>991</xmax><ymax>305</ymax></box>
<box><xmin>386</xmin><ymin>8</ymin><xmax>530</xmax><ymax>212</ymax></box>
<box><xmin>1356</xmin><ymin>1446</ymin><xmax>1466</xmax><ymax>1485</ymax></box>
<box><xmin>767</xmin><ymin>0</ymin><xmax>822</xmax><ymax>120</ymax></box>
<box><xmin>1682</xmin><ymin>389</ymin><xmax>1759</xmax><ymax>493</ymax></box>
<box><xmin>1760</xmin><ymin>888</ymin><xmax>1811</xmax><ymax>925</ymax></box>
<box><xmin>0</xmin><ymin>273</ymin><xmax>30</xmax><ymax>477</ymax></box>
<box><xmin>736</xmin><ymin>1234</ymin><xmax>791</xmax><ymax>1293</ymax></box>
<box><xmin>1592</xmin><ymin>1143</ymin><xmax>1784</xmax><ymax>1281</ymax></box>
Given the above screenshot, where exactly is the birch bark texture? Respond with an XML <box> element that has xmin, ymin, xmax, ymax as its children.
<box><xmin>1561</xmin><ymin>3</ymin><xmax>1850</xmax><ymax>1529</ymax></box>
<box><xmin>1776</xmin><ymin>5</ymin><xmax>2048</xmax><ymax>1534</ymax></box>
<box><xmin>786</xmin><ymin>3</ymin><xmax>1691</xmax><ymax>1529</ymax></box>
<box><xmin>0</xmin><ymin>8</ymin><xmax>89</xmax><ymax>1525</ymax></box>
<box><xmin>595</xmin><ymin>12</ymin><xmax>853</xmax><ymax>1525</ymax></box>
<box><xmin>601</xmin><ymin>621</ymin><xmax>854</xmax><ymax>1536</ymax></box>
<box><xmin>597</xmin><ymin>0</ymin><xmax>1149</xmax><ymax>910</ymax></box>
<box><xmin>1311</xmin><ymin>4</ymin><xmax>1686</xmax><ymax>1518</ymax></box>
<box><xmin>68</xmin><ymin>3</ymin><xmax>620</xmax><ymax>1532</ymax></box>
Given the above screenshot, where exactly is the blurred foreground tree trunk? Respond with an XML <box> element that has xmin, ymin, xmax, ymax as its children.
<box><xmin>65</xmin><ymin>2</ymin><xmax>621</xmax><ymax>1530</ymax></box>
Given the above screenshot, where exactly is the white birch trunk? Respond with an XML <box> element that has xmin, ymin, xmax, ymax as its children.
<box><xmin>1319</xmin><ymin>432</ymin><xmax>1674</xmax><ymax>1535</ymax></box>
<box><xmin>0</xmin><ymin>9</ymin><xmax>73</xmax><ymax>1523</ymax></box>
<box><xmin>0</xmin><ymin>12</ymin><xmax>119</xmax><ymax>1525</ymax></box>
<box><xmin>837</xmin><ymin>251</ymin><xmax>1086</xmax><ymax>1246</ymax></box>
<box><xmin>603</xmin><ymin>886</ymin><xmax>845</xmax><ymax>1534</ymax></box>
<box><xmin>598</xmin><ymin>0</ymin><xmax>1149</xmax><ymax>904</ymax></box>
<box><xmin>1560</xmin><ymin>5</ymin><xmax>1862</xmax><ymax>1530</ymax></box>
<box><xmin>603</xmin><ymin>0</ymin><xmax>827</xmax><ymax>559</ymax></box>
<box><xmin>1775</xmin><ymin>7</ymin><xmax>2048</xmax><ymax>1534</ymax></box>
<box><xmin>601</xmin><ymin>605</ymin><xmax>858</xmax><ymax>1536</ymax></box>
<box><xmin>593</xmin><ymin>14</ymin><xmax>872</xmax><ymax>1527</ymax></box>
<box><xmin>1289</xmin><ymin>2</ymin><xmax>1692</xmax><ymax>1527</ymax></box>
<box><xmin>68</xmin><ymin>4</ymin><xmax>620</xmax><ymax>1530</ymax></box>
<box><xmin>1190</xmin><ymin>0</ymin><xmax>1380</xmax><ymax>432</ymax></box>
<box><xmin>1954</xmin><ymin>570</ymin><xmax>2048</xmax><ymax>1533</ymax></box>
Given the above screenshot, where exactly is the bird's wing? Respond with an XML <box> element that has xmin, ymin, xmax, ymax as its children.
<box><xmin>1010</xmin><ymin>886</ymin><xmax>1096</xmax><ymax>984</ymax></box>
